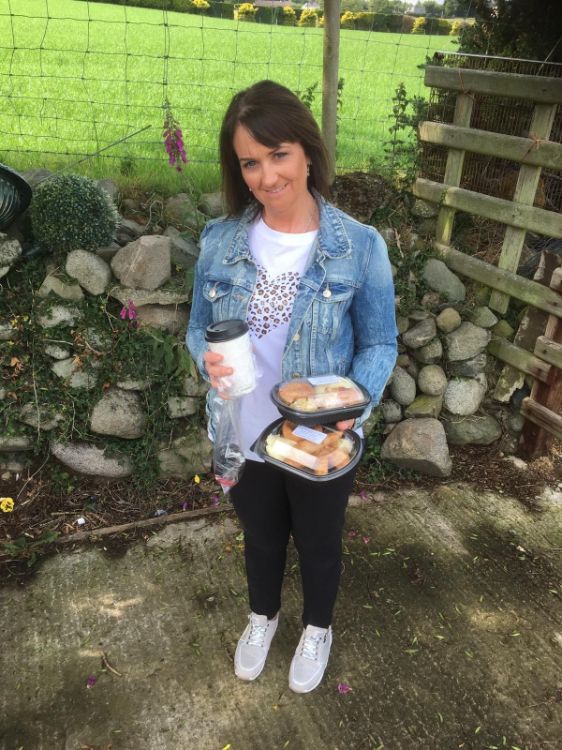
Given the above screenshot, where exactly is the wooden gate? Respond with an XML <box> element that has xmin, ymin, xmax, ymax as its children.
<box><xmin>413</xmin><ymin>65</ymin><xmax>562</xmax><ymax>458</ymax></box>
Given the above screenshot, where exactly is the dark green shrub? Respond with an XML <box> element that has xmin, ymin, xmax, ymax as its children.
<box><xmin>31</xmin><ymin>174</ymin><xmax>118</xmax><ymax>253</ymax></box>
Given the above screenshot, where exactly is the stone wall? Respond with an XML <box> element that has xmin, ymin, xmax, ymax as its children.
<box><xmin>0</xmin><ymin>182</ymin><xmax>526</xmax><ymax>484</ymax></box>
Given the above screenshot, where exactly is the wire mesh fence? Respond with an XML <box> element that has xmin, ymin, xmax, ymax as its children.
<box><xmin>0</xmin><ymin>0</ymin><xmax>457</xmax><ymax>178</ymax></box>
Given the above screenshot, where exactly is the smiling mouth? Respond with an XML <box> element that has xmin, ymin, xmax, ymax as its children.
<box><xmin>264</xmin><ymin>184</ymin><xmax>288</xmax><ymax>194</ymax></box>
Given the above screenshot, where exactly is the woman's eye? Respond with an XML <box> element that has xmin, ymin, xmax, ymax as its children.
<box><xmin>274</xmin><ymin>152</ymin><xmax>287</xmax><ymax>160</ymax></box>
<box><xmin>242</xmin><ymin>161</ymin><xmax>257</xmax><ymax>169</ymax></box>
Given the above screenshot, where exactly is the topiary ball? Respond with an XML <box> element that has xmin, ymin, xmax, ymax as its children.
<box><xmin>31</xmin><ymin>174</ymin><xmax>118</xmax><ymax>253</ymax></box>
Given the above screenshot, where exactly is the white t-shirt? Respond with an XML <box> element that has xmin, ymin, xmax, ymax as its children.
<box><xmin>240</xmin><ymin>218</ymin><xmax>317</xmax><ymax>460</ymax></box>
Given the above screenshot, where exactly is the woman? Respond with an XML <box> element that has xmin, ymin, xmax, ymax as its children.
<box><xmin>187</xmin><ymin>80</ymin><xmax>397</xmax><ymax>693</ymax></box>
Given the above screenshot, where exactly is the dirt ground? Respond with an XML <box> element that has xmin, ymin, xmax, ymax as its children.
<box><xmin>1</xmin><ymin>479</ymin><xmax>561</xmax><ymax>750</ymax></box>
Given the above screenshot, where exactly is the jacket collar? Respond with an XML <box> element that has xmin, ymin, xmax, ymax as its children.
<box><xmin>223</xmin><ymin>191</ymin><xmax>352</xmax><ymax>265</ymax></box>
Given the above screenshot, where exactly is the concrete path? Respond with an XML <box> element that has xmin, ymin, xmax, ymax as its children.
<box><xmin>1</xmin><ymin>483</ymin><xmax>561</xmax><ymax>750</ymax></box>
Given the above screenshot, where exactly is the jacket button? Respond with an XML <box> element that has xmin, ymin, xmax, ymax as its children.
<box><xmin>209</xmin><ymin>288</ymin><xmax>216</xmax><ymax>299</ymax></box>
<box><xmin>323</xmin><ymin>288</ymin><xmax>332</xmax><ymax>298</ymax></box>
<box><xmin>293</xmin><ymin>333</ymin><xmax>300</xmax><ymax>342</ymax></box>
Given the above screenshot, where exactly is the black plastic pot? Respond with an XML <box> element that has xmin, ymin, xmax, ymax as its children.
<box><xmin>0</xmin><ymin>164</ymin><xmax>32</xmax><ymax>231</ymax></box>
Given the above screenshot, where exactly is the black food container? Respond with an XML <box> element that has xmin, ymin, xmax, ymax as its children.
<box><xmin>253</xmin><ymin>418</ymin><xmax>363</xmax><ymax>482</ymax></box>
<box><xmin>271</xmin><ymin>375</ymin><xmax>370</xmax><ymax>426</ymax></box>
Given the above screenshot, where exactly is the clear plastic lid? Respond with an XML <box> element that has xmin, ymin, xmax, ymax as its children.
<box><xmin>254</xmin><ymin>419</ymin><xmax>362</xmax><ymax>482</ymax></box>
<box><xmin>271</xmin><ymin>375</ymin><xmax>370</xmax><ymax>426</ymax></box>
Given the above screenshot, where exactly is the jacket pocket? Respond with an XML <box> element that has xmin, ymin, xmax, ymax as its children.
<box><xmin>311</xmin><ymin>282</ymin><xmax>354</xmax><ymax>336</ymax></box>
<box><xmin>203</xmin><ymin>280</ymin><xmax>233</xmax><ymax>322</ymax></box>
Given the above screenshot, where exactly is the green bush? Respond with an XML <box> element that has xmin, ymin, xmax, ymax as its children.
<box><xmin>450</xmin><ymin>18</ymin><xmax>471</xmax><ymax>35</ymax></box>
<box><xmin>298</xmin><ymin>9</ymin><xmax>318</xmax><ymax>27</ymax></box>
<box><xmin>426</xmin><ymin>17</ymin><xmax>453</xmax><ymax>35</ymax></box>
<box><xmin>31</xmin><ymin>174</ymin><xmax>118</xmax><ymax>253</ymax></box>
<box><xmin>340</xmin><ymin>10</ymin><xmax>357</xmax><ymax>29</ymax></box>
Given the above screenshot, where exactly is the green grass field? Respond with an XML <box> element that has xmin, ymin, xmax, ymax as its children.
<box><xmin>0</xmin><ymin>0</ymin><xmax>457</xmax><ymax>190</ymax></box>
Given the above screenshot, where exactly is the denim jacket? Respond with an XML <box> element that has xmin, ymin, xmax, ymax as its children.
<box><xmin>187</xmin><ymin>194</ymin><xmax>398</xmax><ymax>440</ymax></box>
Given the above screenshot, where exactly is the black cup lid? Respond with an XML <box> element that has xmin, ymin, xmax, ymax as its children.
<box><xmin>205</xmin><ymin>319</ymin><xmax>248</xmax><ymax>343</ymax></box>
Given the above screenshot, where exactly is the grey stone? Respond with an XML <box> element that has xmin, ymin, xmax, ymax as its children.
<box><xmin>116</xmin><ymin>217</ymin><xmax>145</xmax><ymax>245</ymax></box>
<box><xmin>0</xmin><ymin>323</ymin><xmax>18</xmax><ymax>341</ymax></box>
<box><xmin>38</xmin><ymin>305</ymin><xmax>82</xmax><ymax>329</ymax></box>
<box><xmin>411</xmin><ymin>337</ymin><xmax>443</xmax><ymax>364</ymax></box>
<box><xmin>96</xmin><ymin>242</ymin><xmax>121</xmax><ymax>263</ymax></box>
<box><xmin>396</xmin><ymin>354</ymin><xmax>419</xmax><ymax>381</ymax></box>
<box><xmin>83</xmin><ymin>326</ymin><xmax>112</xmax><ymax>352</ymax></box>
<box><xmin>423</xmin><ymin>259</ymin><xmax>466</xmax><ymax>303</ymax></box>
<box><xmin>158</xmin><ymin>429</ymin><xmax>212</xmax><ymax>479</ymax></box>
<box><xmin>0</xmin><ymin>435</ymin><xmax>32</xmax><ymax>452</ymax></box>
<box><xmin>408</xmin><ymin>309</ymin><xmax>431</xmax><ymax>322</ymax></box>
<box><xmin>436</xmin><ymin>307</ymin><xmax>462</xmax><ymax>333</ymax></box>
<box><xmin>136</xmin><ymin>303</ymin><xmax>189</xmax><ymax>335</ymax></box>
<box><xmin>0</xmin><ymin>388</ymin><xmax>5</xmax><ymax>400</ymax></box>
<box><xmin>442</xmin><ymin>413</ymin><xmax>502</xmax><ymax>445</ymax></box>
<box><xmin>417</xmin><ymin>217</ymin><xmax>437</xmax><ymax>236</ymax></box>
<box><xmin>51</xmin><ymin>358</ymin><xmax>99</xmax><ymax>390</ymax></box>
<box><xmin>444</xmin><ymin>322</ymin><xmax>491</xmax><ymax>362</ymax></box>
<box><xmin>18</xmin><ymin>403</ymin><xmax>63</xmax><ymax>431</ymax></box>
<box><xmin>492</xmin><ymin>319</ymin><xmax>515</xmax><ymax>340</ymax></box>
<box><xmin>66</xmin><ymin>249</ymin><xmax>112</xmax><ymax>295</ymax></box>
<box><xmin>22</xmin><ymin>168</ymin><xmax>53</xmax><ymax>188</ymax></box>
<box><xmin>507</xmin><ymin>411</ymin><xmax>525</xmax><ymax>434</ymax></box>
<box><xmin>167</xmin><ymin>396</ymin><xmax>198</xmax><ymax>418</ymax></box>
<box><xmin>402</xmin><ymin>317</ymin><xmax>437</xmax><ymax>350</ymax></box>
<box><xmin>116</xmin><ymin>379</ymin><xmax>152</xmax><ymax>391</ymax></box>
<box><xmin>164</xmin><ymin>226</ymin><xmax>199</xmax><ymax>270</ymax></box>
<box><xmin>448</xmin><ymin>352</ymin><xmax>488</xmax><ymax>378</ymax></box>
<box><xmin>381</xmin><ymin>418</ymin><xmax>452</xmax><ymax>477</ymax></box>
<box><xmin>443</xmin><ymin>377</ymin><xmax>486</xmax><ymax>416</ymax></box>
<box><xmin>389</xmin><ymin>367</ymin><xmax>417</xmax><ymax>406</ymax></box>
<box><xmin>198</xmin><ymin>191</ymin><xmax>225</xmax><ymax>218</ymax></box>
<box><xmin>45</xmin><ymin>344</ymin><xmax>72</xmax><ymax>359</ymax></box>
<box><xmin>379</xmin><ymin>227</ymin><xmax>396</xmax><ymax>246</ymax></box>
<box><xmin>411</xmin><ymin>198</ymin><xmax>438</xmax><ymax>219</ymax></box>
<box><xmin>418</xmin><ymin>364</ymin><xmax>448</xmax><ymax>396</ymax></box>
<box><xmin>396</xmin><ymin>315</ymin><xmax>410</xmax><ymax>334</ymax></box>
<box><xmin>165</xmin><ymin>193</ymin><xmax>206</xmax><ymax>231</ymax></box>
<box><xmin>470</xmin><ymin>306</ymin><xmax>499</xmax><ymax>328</ymax></box>
<box><xmin>111</xmin><ymin>235</ymin><xmax>171</xmax><ymax>291</ymax></box>
<box><xmin>381</xmin><ymin>399</ymin><xmax>402</xmax><ymax>423</ymax></box>
<box><xmin>90</xmin><ymin>388</ymin><xmax>146</xmax><ymax>439</ymax></box>
<box><xmin>404</xmin><ymin>394</ymin><xmax>443</xmax><ymax>419</ymax></box>
<box><xmin>37</xmin><ymin>273</ymin><xmax>85</xmax><ymax>301</ymax></box>
<box><xmin>0</xmin><ymin>233</ymin><xmax>22</xmax><ymax>277</ymax></box>
<box><xmin>96</xmin><ymin>178</ymin><xmax>119</xmax><ymax>203</ymax></box>
<box><xmin>421</xmin><ymin>291</ymin><xmax>442</xmax><ymax>309</ymax></box>
<box><xmin>0</xmin><ymin>457</ymin><xmax>28</xmax><ymax>473</ymax></box>
<box><xmin>181</xmin><ymin>376</ymin><xmax>209</xmax><ymax>398</ymax></box>
<box><xmin>108</xmin><ymin>282</ymin><xmax>190</xmax><ymax>307</ymax></box>
<box><xmin>50</xmin><ymin>441</ymin><xmax>132</xmax><ymax>478</ymax></box>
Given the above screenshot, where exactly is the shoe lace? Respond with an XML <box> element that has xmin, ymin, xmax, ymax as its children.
<box><xmin>246</xmin><ymin>618</ymin><xmax>268</xmax><ymax>647</ymax></box>
<box><xmin>300</xmin><ymin>631</ymin><xmax>324</xmax><ymax>661</ymax></box>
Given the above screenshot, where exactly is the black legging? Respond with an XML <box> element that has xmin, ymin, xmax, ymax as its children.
<box><xmin>230</xmin><ymin>459</ymin><xmax>357</xmax><ymax>629</ymax></box>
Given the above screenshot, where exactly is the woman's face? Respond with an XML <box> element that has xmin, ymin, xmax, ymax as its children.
<box><xmin>233</xmin><ymin>125</ymin><xmax>311</xmax><ymax>217</ymax></box>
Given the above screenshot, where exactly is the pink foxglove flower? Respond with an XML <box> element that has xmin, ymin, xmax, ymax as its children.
<box><xmin>337</xmin><ymin>682</ymin><xmax>352</xmax><ymax>694</ymax></box>
<box><xmin>163</xmin><ymin>101</ymin><xmax>188</xmax><ymax>172</ymax></box>
<box><xmin>119</xmin><ymin>299</ymin><xmax>138</xmax><ymax>324</ymax></box>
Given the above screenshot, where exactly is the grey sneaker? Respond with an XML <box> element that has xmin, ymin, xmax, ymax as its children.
<box><xmin>234</xmin><ymin>612</ymin><xmax>279</xmax><ymax>681</ymax></box>
<box><xmin>289</xmin><ymin>624</ymin><xmax>332</xmax><ymax>693</ymax></box>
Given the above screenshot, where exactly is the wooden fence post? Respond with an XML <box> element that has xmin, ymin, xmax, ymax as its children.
<box><xmin>322</xmin><ymin>0</ymin><xmax>340</xmax><ymax>183</ymax></box>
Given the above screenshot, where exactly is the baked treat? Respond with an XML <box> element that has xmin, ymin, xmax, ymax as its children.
<box><xmin>278</xmin><ymin>381</ymin><xmax>315</xmax><ymax>405</ymax></box>
<box><xmin>264</xmin><ymin>421</ymin><xmax>354</xmax><ymax>477</ymax></box>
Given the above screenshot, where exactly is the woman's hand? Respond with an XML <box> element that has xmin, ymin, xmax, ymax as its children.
<box><xmin>336</xmin><ymin>419</ymin><xmax>355</xmax><ymax>431</ymax></box>
<box><xmin>203</xmin><ymin>350</ymin><xmax>234</xmax><ymax>398</ymax></box>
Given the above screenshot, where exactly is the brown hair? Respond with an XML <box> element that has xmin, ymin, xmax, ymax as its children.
<box><xmin>219</xmin><ymin>80</ymin><xmax>331</xmax><ymax>216</ymax></box>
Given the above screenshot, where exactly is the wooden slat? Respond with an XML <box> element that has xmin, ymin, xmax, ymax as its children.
<box><xmin>534</xmin><ymin>336</ymin><xmax>562</xmax><ymax>370</ymax></box>
<box><xmin>434</xmin><ymin>243</ymin><xmax>562</xmax><ymax>319</ymax></box>
<box><xmin>551</xmin><ymin>268</ymin><xmax>562</xmax><ymax>294</ymax></box>
<box><xmin>520</xmin><ymin>398</ymin><xmax>562</xmax><ymax>441</ymax></box>
<box><xmin>418</xmin><ymin>122</ymin><xmax>562</xmax><ymax>170</ymax></box>
<box><xmin>490</xmin><ymin>103</ymin><xmax>558</xmax><ymax>314</ymax></box>
<box><xmin>487</xmin><ymin>337</ymin><xmax>551</xmax><ymax>383</ymax></box>
<box><xmin>414</xmin><ymin>179</ymin><xmax>562</xmax><ymax>239</ymax></box>
<box><xmin>424</xmin><ymin>66</ymin><xmax>562</xmax><ymax>104</ymax></box>
<box><xmin>435</xmin><ymin>93</ymin><xmax>474</xmax><ymax>246</ymax></box>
